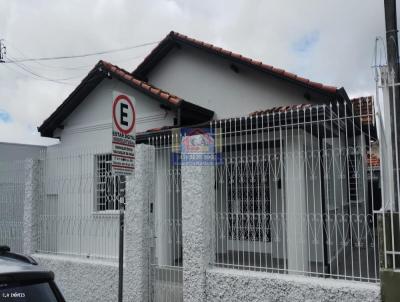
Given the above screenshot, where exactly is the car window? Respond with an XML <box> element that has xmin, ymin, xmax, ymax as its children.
<box><xmin>0</xmin><ymin>281</ymin><xmax>59</xmax><ymax>302</ymax></box>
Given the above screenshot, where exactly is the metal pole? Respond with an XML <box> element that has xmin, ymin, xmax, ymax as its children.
<box><xmin>384</xmin><ymin>0</ymin><xmax>400</xmax><ymax>209</ymax></box>
<box><xmin>118</xmin><ymin>179</ymin><xmax>125</xmax><ymax>302</ymax></box>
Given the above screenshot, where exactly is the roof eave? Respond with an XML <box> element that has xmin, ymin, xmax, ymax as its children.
<box><xmin>39</xmin><ymin>60</ymin><xmax>214</xmax><ymax>138</ymax></box>
<box><xmin>133</xmin><ymin>32</ymin><xmax>176</xmax><ymax>80</ymax></box>
<box><xmin>38</xmin><ymin>66</ymin><xmax>105</xmax><ymax>138</ymax></box>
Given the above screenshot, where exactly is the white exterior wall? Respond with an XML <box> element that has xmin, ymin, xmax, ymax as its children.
<box><xmin>54</xmin><ymin>78</ymin><xmax>176</xmax><ymax>146</ymax></box>
<box><xmin>37</xmin><ymin>79</ymin><xmax>177</xmax><ymax>258</ymax></box>
<box><xmin>147</xmin><ymin>45</ymin><xmax>333</xmax><ymax>120</ymax></box>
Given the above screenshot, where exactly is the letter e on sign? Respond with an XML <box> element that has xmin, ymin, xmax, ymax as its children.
<box><xmin>112</xmin><ymin>93</ymin><xmax>136</xmax><ymax>176</ymax></box>
<box><xmin>113</xmin><ymin>95</ymin><xmax>135</xmax><ymax>134</ymax></box>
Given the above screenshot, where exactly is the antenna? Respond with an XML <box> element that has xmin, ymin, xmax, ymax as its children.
<box><xmin>0</xmin><ymin>39</ymin><xmax>6</xmax><ymax>63</ymax></box>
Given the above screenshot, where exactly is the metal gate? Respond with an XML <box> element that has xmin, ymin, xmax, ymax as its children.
<box><xmin>148</xmin><ymin>134</ymin><xmax>183</xmax><ymax>302</ymax></box>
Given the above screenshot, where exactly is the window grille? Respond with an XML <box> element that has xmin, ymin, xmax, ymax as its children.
<box><xmin>225</xmin><ymin>154</ymin><xmax>271</xmax><ymax>242</ymax></box>
<box><xmin>95</xmin><ymin>153</ymin><xmax>126</xmax><ymax>211</ymax></box>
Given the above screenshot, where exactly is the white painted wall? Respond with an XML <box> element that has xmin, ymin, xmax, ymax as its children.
<box><xmin>147</xmin><ymin>45</ymin><xmax>334</xmax><ymax>120</ymax></box>
<box><xmin>38</xmin><ymin>79</ymin><xmax>177</xmax><ymax>258</ymax></box>
<box><xmin>56</xmin><ymin>79</ymin><xmax>176</xmax><ymax>147</ymax></box>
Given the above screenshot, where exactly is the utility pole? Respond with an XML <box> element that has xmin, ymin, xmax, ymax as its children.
<box><xmin>380</xmin><ymin>3</ymin><xmax>400</xmax><ymax>302</ymax></box>
<box><xmin>384</xmin><ymin>0</ymin><xmax>400</xmax><ymax>209</ymax></box>
<box><xmin>0</xmin><ymin>39</ymin><xmax>6</xmax><ymax>63</ymax></box>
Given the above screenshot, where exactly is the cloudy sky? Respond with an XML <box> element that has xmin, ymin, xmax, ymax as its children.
<box><xmin>0</xmin><ymin>0</ymin><xmax>387</xmax><ymax>145</ymax></box>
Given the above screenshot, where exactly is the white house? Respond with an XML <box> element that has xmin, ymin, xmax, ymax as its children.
<box><xmin>1</xmin><ymin>31</ymin><xmax>380</xmax><ymax>301</ymax></box>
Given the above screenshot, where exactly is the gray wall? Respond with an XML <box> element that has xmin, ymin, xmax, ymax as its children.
<box><xmin>206</xmin><ymin>268</ymin><xmax>380</xmax><ymax>302</ymax></box>
<box><xmin>33</xmin><ymin>254</ymin><xmax>118</xmax><ymax>302</ymax></box>
<box><xmin>0</xmin><ymin>142</ymin><xmax>45</xmax><ymax>161</ymax></box>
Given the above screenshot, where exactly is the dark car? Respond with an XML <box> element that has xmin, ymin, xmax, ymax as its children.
<box><xmin>0</xmin><ymin>246</ymin><xmax>65</xmax><ymax>302</ymax></box>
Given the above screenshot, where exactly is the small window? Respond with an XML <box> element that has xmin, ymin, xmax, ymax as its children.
<box><xmin>95</xmin><ymin>154</ymin><xmax>126</xmax><ymax>212</ymax></box>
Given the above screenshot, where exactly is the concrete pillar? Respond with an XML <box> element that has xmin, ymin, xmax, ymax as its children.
<box><xmin>285</xmin><ymin>134</ymin><xmax>309</xmax><ymax>273</ymax></box>
<box><xmin>23</xmin><ymin>159</ymin><xmax>42</xmax><ymax>255</ymax></box>
<box><xmin>123</xmin><ymin>144</ymin><xmax>155</xmax><ymax>301</ymax></box>
<box><xmin>181</xmin><ymin>158</ymin><xmax>215</xmax><ymax>301</ymax></box>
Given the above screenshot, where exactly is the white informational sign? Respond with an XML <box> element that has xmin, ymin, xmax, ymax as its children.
<box><xmin>112</xmin><ymin>92</ymin><xmax>136</xmax><ymax>176</ymax></box>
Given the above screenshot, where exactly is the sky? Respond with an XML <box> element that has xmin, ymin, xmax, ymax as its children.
<box><xmin>0</xmin><ymin>0</ymin><xmax>387</xmax><ymax>145</ymax></box>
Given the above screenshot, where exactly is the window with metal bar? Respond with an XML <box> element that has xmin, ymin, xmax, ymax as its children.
<box><xmin>215</xmin><ymin>138</ymin><xmax>276</xmax><ymax>243</ymax></box>
<box><xmin>226</xmin><ymin>154</ymin><xmax>271</xmax><ymax>242</ymax></box>
<box><xmin>95</xmin><ymin>154</ymin><xmax>125</xmax><ymax>211</ymax></box>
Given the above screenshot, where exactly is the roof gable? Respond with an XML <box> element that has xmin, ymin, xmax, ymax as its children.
<box><xmin>38</xmin><ymin>60</ymin><xmax>214</xmax><ymax>138</ymax></box>
<box><xmin>133</xmin><ymin>31</ymin><xmax>348</xmax><ymax>99</ymax></box>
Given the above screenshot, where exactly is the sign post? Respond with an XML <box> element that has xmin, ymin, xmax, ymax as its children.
<box><xmin>112</xmin><ymin>92</ymin><xmax>136</xmax><ymax>302</ymax></box>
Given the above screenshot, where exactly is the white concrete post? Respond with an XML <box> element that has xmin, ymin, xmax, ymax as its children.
<box><xmin>23</xmin><ymin>159</ymin><xmax>42</xmax><ymax>255</ymax></box>
<box><xmin>123</xmin><ymin>144</ymin><xmax>155</xmax><ymax>302</ymax></box>
<box><xmin>181</xmin><ymin>156</ymin><xmax>215</xmax><ymax>301</ymax></box>
<box><xmin>285</xmin><ymin>135</ymin><xmax>309</xmax><ymax>273</ymax></box>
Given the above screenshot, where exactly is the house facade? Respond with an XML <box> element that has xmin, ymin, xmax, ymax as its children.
<box><xmin>0</xmin><ymin>32</ymin><xmax>380</xmax><ymax>301</ymax></box>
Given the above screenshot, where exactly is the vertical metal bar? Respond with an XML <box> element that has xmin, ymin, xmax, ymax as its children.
<box><xmin>282</xmin><ymin>110</ymin><xmax>287</xmax><ymax>273</ymax></box>
<box><xmin>359</xmin><ymin>98</ymin><xmax>370</xmax><ymax>281</ymax></box>
<box><xmin>330</xmin><ymin>103</ymin><xmax>339</xmax><ymax>277</ymax></box>
<box><xmin>118</xmin><ymin>188</ymin><xmax>124</xmax><ymax>302</ymax></box>
<box><xmin>309</xmin><ymin>107</ymin><xmax>318</xmax><ymax>276</ymax></box>
<box><xmin>322</xmin><ymin>104</ymin><xmax>330</xmax><ymax>277</ymax></box>
<box><xmin>350</xmin><ymin>100</ymin><xmax>362</xmax><ymax>279</ymax></box>
<box><xmin>233</xmin><ymin>118</ymin><xmax>238</xmax><ymax>269</ymax></box>
<box><xmin>304</xmin><ymin>107</ymin><xmax>311</xmax><ymax>275</ymax></box>
<box><xmin>337</xmin><ymin>102</ymin><xmax>347</xmax><ymax>279</ymax></box>
<box><xmin>367</xmin><ymin>96</ymin><xmax>378</xmax><ymax>281</ymax></box>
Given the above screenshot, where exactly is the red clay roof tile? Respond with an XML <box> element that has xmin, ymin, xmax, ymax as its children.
<box><xmin>298</xmin><ymin>77</ymin><xmax>311</xmax><ymax>85</ymax></box>
<box><xmin>100</xmin><ymin>60</ymin><xmax>182</xmax><ymax>107</ymax></box>
<box><xmin>308</xmin><ymin>81</ymin><xmax>323</xmax><ymax>89</ymax></box>
<box><xmin>261</xmin><ymin>63</ymin><xmax>273</xmax><ymax>70</ymax></box>
<box><xmin>272</xmin><ymin>67</ymin><xmax>285</xmax><ymax>74</ymax></box>
<box><xmin>249</xmin><ymin>103</ymin><xmax>313</xmax><ymax>116</ymax></box>
<box><xmin>220</xmin><ymin>49</ymin><xmax>232</xmax><ymax>56</ymax></box>
<box><xmin>139</xmin><ymin>31</ymin><xmax>339</xmax><ymax>95</ymax></box>
<box><xmin>231</xmin><ymin>52</ymin><xmax>242</xmax><ymax>59</ymax></box>
<box><xmin>283</xmin><ymin>71</ymin><xmax>297</xmax><ymax>79</ymax></box>
<box><xmin>351</xmin><ymin>96</ymin><xmax>374</xmax><ymax>125</ymax></box>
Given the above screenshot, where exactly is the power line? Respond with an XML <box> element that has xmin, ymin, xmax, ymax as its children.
<box><xmin>2</xmin><ymin>62</ymin><xmax>66</xmax><ymax>85</ymax></box>
<box><xmin>5</xmin><ymin>56</ymin><xmax>76</xmax><ymax>85</ymax></box>
<box><xmin>2</xmin><ymin>40</ymin><xmax>159</xmax><ymax>63</ymax></box>
<box><xmin>11</xmin><ymin>51</ymin><xmax>147</xmax><ymax>71</ymax></box>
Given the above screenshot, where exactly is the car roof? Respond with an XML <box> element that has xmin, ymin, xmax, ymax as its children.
<box><xmin>0</xmin><ymin>256</ymin><xmax>54</xmax><ymax>283</ymax></box>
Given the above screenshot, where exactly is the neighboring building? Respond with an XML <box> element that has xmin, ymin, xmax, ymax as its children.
<box><xmin>0</xmin><ymin>142</ymin><xmax>45</xmax><ymax>161</ymax></box>
<box><xmin>0</xmin><ymin>142</ymin><xmax>46</xmax><ymax>254</ymax></box>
